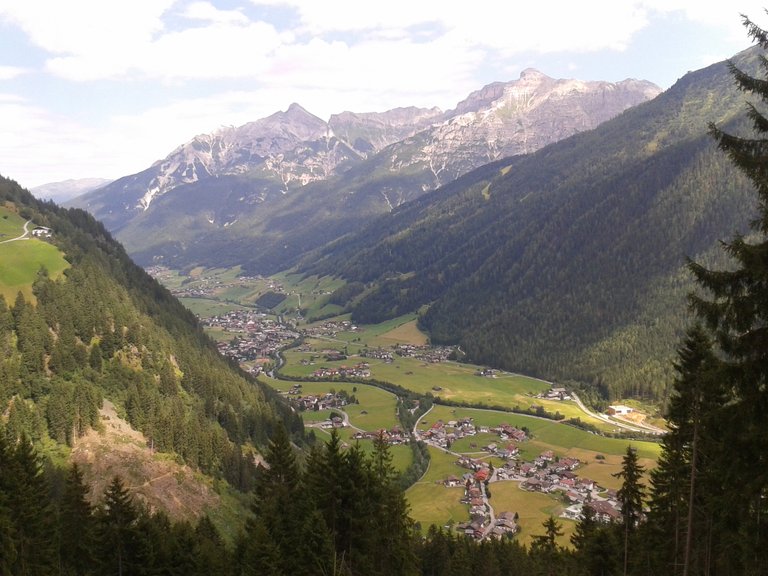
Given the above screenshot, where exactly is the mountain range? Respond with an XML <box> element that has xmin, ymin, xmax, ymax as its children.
<box><xmin>65</xmin><ymin>48</ymin><xmax>763</xmax><ymax>402</ymax></box>
<box><xmin>69</xmin><ymin>70</ymin><xmax>660</xmax><ymax>273</ymax></box>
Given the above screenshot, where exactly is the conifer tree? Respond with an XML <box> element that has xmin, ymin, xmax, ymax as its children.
<box><xmin>0</xmin><ymin>435</ymin><xmax>56</xmax><ymax>576</ymax></box>
<box><xmin>613</xmin><ymin>446</ymin><xmax>645</xmax><ymax>576</ymax></box>
<box><xmin>687</xmin><ymin>12</ymin><xmax>768</xmax><ymax>573</ymax></box>
<box><xmin>59</xmin><ymin>463</ymin><xmax>97</xmax><ymax>575</ymax></box>
<box><xmin>96</xmin><ymin>476</ymin><xmax>138</xmax><ymax>576</ymax></box>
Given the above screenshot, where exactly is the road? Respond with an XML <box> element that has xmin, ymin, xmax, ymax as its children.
<box><xmin>570</xmin><ymin>392</ymin><xmax>665</xmax><ymax>435</ymax></box>
<box><xmin>0</xmin><ymin>219</ymin><xmax>31</xmax><ymax>244</ymax></box>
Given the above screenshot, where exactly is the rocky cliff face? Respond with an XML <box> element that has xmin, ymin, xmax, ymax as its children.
<box><xmin>388</xmin><ymin>69</ymin><xmax>662</xmax><ymax>190</ymax></box>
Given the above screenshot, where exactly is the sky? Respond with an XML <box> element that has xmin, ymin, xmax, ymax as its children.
<box><xmin>1</xmin><ymin>1</ymin><xmax>768</xmax><ymax>189</ymax></box>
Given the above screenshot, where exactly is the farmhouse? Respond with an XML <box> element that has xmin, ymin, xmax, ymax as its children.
<box><xmin>607</xmin><ymin>404</ymin><xmax>633</xmax><ymax>416</ymax></box>
<box><xmin>31</xmin><ymin>226</ymin><xmax>52</xmax><ymax>238</ymax></box>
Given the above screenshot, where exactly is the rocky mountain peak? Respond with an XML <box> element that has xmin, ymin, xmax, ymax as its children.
<box><xmin>75</xmin><ymin>68</ymin><xmax>662</xmax><ymax>239</ymax></box>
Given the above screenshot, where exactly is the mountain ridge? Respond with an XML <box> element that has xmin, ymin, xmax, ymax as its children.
<box><xmin>70</xmin><ymin>69</ymin><xmax>660</xmax><ymax>271</ymax></box>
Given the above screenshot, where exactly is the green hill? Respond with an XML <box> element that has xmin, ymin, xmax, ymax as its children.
<box><xmin>0</xmin><ymin>176</ymin><xmax>302</xmax><ymax>499</ymax></box>
<box><xmin>0</xmin><ymin>205</ymin><xmax>69</xmax><ymax>301</ymax></box>
<box><xmin>297</xmin><ymin>47</ymin><xmax>763</xmax><ymax>402</ymax></box>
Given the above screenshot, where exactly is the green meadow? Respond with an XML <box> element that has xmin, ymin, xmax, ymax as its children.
<box><xmin>420</xmin><ymin>404</ymin><xmax>661</xmax><ymax>461</ymax></box>
<box><xmin>281</xmin><ymin>342</ymin><xmax>615</xmax><ymax>432</ymax></box>
<box><xmin>0</xmin><ymin>211</ymin><xmax>69</xmax><ymax>302</ymax></box>
<box><xmin>274</xmin><ymin>381</ymin><xmax>401</xmax><ymax>431</ymax></box>
<box><xmin>488</xmin><ymin>482</ymin><xmax>576</xmax><ymax>548</ymax></box>
<box><xmin>405</xmin><ymin>446</ymin><xmax>577</xmax><ymax>547</ymax></box>
<box><xmin>0</xmin><ymin>208</ymin><xmax>25</xmax><ymax>238</ymax></box>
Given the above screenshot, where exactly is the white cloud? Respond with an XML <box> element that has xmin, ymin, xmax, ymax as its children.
<box><xmin>0</xmin><ymin>66</ymin><xmax>27</xmax><ymax>80</ymax></box>
<box><xmin>0</xmin><ymin>95</ymin><xmax>116</xmax><ymax>187</ymax></box>
<box><xmin>2</xmin><ymin>0</ymin><xmax>767</xmax><ymax>187</ymax></box>
<box><xmin>182</xmin><ymin>1</ymin><xmax>249</xmax><ymax>25</ymax></box>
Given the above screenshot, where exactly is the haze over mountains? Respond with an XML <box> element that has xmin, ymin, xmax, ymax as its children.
<box><xmin>31</xmin><ymin>177</ymin><xmax>112</xmax><ymax>204</ymax></box>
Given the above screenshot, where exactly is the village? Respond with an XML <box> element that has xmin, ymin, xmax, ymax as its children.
<box><xmin>416</xmin><ymin>417</ymin><xmax>623</xmax><ymax>540</ymax></box>
<box><xmin>202</xmin><ymin>310</ymin><xmax>300</xmax><ymax>371</ymax></box>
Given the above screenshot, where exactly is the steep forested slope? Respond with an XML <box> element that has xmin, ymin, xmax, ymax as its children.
<box><xmin>0</xmin><ymin>176</ymin><xmax>302</xmax><ymax>491</ymax></box>
<box><xmin>299</xmin><ymin>48</ymin><xmax>761</xmax><ymax>401</ymax></box>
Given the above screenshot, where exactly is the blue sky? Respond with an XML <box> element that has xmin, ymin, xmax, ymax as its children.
<box><xmin>1</xmin><ymin>0</ymin><xmax>766</xmax><ymax>188</ymax></box>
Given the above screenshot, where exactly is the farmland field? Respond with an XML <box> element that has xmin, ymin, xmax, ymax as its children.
<box><xmin>280</xmin><ymin>342</ymin><xmax>617</xmax><ymax>432</ymax></box>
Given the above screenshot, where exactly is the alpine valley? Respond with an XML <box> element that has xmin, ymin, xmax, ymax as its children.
<box><xmin>6</xmin><ymin>19</ymin><xmax>768</xmax><ymax>575</ymax></box>
<box><xmin>70</xmin><ymin>49</ymin><xmax>761</xmax><ymax>403</ymax></box>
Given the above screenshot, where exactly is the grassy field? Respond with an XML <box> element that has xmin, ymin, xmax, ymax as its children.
<box><xmin>420</xmin><ymin>404</ymin><xmax>661</xmax><ymax>461</ymax></box>
<box><xmin>280</xmin><ymin>345</ymin><xmax>617</xmax><ymax>432</ymax></box>
<box><xmin>0</xmin><ymin>230</ymin><xmax>69</xmax><ymax>302</ymax></box>
<box><xmin>488</xmin><ymin>481</ymin><xmax>576</xmax><ymax>548</ymax></box>
<box><xmin>270</xmin><ymin>381</ymin><xmax>400</xmax><ymax>431</ymax></box>
<box><xmin>178</xmin><ymin>297</ymin><xmax>250</xmax><ymax>317</ymax></box>
<box><xmin>405</xmin><ymin>446</ymin><xmax>577</xmax><ymax>547</ymax></box>
<box><xmin>404</xmin><ymin>409</ymin><xmax>655</xmax><ymax>547</ymax></box>
<box><xmin>0</xmin><ymin>208</ymin><xmax>25</xmax><ymax>238</ymax></box>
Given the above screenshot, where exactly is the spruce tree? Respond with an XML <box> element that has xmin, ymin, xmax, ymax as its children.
<box><xmin>687</xmin><ymin>12</ymin><xmax>768</xmax><ymax>573</ymax></box>
<box><xmin>59</xmin><ymin>463</ymin><xmax>97</xmax><ymax>575</ymax></box>
<box><xmin>96</xmin><ymin>476</ymin><xmax>138</xmax><ymax>576</ymax></box>
<box><xmin>613</xmin><ymin>446</ymin><xmax>645</xmax><ymax>576</ymax></box>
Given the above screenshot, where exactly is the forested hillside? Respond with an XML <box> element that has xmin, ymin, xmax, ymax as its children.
<box><xmin>299</xmin><ymin>47</ymin><xmax>762</xmax><ymax>403</ymax></box>
<box><xmin>0</xmin><ymin>176</ymin><xmax>302</xmax><ymax>492</ymax></box>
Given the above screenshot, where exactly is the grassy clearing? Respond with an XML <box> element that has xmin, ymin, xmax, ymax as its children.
<box><xmin>407</xmin><ymin>447</ymin><xmax>470</xmax><ymax>527</ymax></box>
<box><xmin>407</xmin><ymin>483</ymin><xmax>468</xmax><ymax>529</ymax></box>
<box><xmin>373</xmin><ymin>319</ymin><xmax>429</xmax><ymax>346</ymax></box>
<box><xmin>0</xmin><ymin>207</ymin><xmax>25</xmax><ymax>238</ymax></box>
<box><xmin>178</xmin><ymin>297</ymin><xmax>250</xmax><ymax>317</ymax></box>
<box><xmin>281</xmin><ymin>347</ymin><xmax>616</xmax><ymax>432</ymax></box>
<box><xmin>0</xmin><ymin>240</ymin><xmax>69</xmax><ymax>302</ymax></box>
<box><xmin>274</xmin><ymin>381</ymin><xmax>400</xmax><ymax>431</ymax></box>
<box><xmin>405</xmin><ymin>447</ymin><xmax>578</xmax><ymax>547</ymax></box>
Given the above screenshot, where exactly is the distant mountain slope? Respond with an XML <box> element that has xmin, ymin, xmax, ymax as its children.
<box><xmin>298</xmin><ymin>47</ymin><xmax>760</xmax><ymax>402</ymax></box>
<box><xmin>0</xmin><ymin>176</ymin><xmax>302</xmax><ymax>501</ymax></box>
<box><xmin>71</xmin><ymin>71</ymin><xmax>659</xmax><ymax>272</ymax></box>
<box><xmin>31</xmin><ymin>177</ymin><xmax>112</xmax><ymax>204</ymax></box>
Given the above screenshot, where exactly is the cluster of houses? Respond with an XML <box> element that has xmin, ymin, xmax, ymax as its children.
<box><xmin>309</xmin><ymin>363</ymin><xmax>371</xmax><ymax>379</ymax></box>
<box><xmin>287</xmin><ymin>389</ymin><xmax>350</xmax><ymax>413</ymax></box>
<box><xmin>444</xmin><ymin>466</ymin><xmax>520</xmax><ymax>540</ymax></box>
<box><xmin>393</xmin><ymin>344</ymin><xmax>454</xmax><ymax>363</ymax></box>
<box><xmin>351</xmin><ymin>427</ymin><xmax>408</xmax><ymax>446</ymax></box>
<box><xmin>204</xmin><ymin>311</ymin><xmax>299</xmax><ymax>364</ymax></box>
<box><xmin>420</xmin><ymin>418</ymin><xmax>529</xmax><ymax>451</ymax></box>
<box><xmin>419</xmin><ymin>414</ymin><xmax>626</xmax><ymax>539</ymax></box>
<box><xmin>360</xmin><ymin>348</ymin><xmax>394</xmax><ymax>362</ymax></box>
<box><xmin>538</xmin><ymin>386</ymin><xmax>573</xmax><ymax>401</ymax></box>
<box><xmin>302</xmin><ymin>320</ymin><xmax>360</xmax><ymax>339</ymax></box>
<box><xmin>475</xmin><ymin>368</ymin><xmax>498</xmax><ymax>377</ymax></box>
